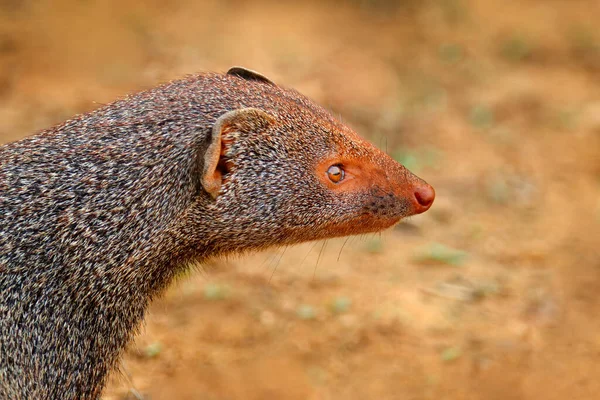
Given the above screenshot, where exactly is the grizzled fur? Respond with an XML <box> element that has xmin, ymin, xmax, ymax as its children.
<box><xmin>0</xmin><ymin>69</ymin><xmax>430</xmax><ymax>399</ymax></box>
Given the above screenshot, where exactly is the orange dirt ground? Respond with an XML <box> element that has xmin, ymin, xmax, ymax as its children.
<box><xmin>1</xmin><ymin>1</ymin><xmax>599</xmax><ymax>399</ymax></box>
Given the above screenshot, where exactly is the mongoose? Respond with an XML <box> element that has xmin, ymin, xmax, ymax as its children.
<box><xmin>0</xmin><ymin>67</ymin><xmax>435</xmax><ymax>399</ymax></box>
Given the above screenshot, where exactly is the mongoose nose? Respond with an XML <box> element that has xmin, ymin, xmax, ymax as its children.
<box><xmin>413</xmin><ymin>183</ymin><xmax>435</xmax><ymax>214</ymax></box>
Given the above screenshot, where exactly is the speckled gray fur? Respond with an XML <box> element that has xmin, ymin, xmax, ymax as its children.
<box><xmin>0</xmin><ymin>70</ymin><xmax>423</xmax><ymax>399</ymax></box>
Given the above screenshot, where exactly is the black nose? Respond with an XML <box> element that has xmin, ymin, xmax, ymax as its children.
<box><xmin>413</xmin><ymin>183</ymin><xmax>435</xmax><ymax>214</ymax></box>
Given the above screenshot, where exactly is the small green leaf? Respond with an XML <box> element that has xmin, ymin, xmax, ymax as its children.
<box><xmin>393</xmin><ymin>151</ymin><xmax>421</xmax><ymax>173</ymax></box>
<box><xmin>330</xmin><ymin>297</ymin><xmax>352</xmax><ymax>314</ymax></box>
<box><xmin>297</xmin><ymin>304</ymin><xmax>317</xmax><ymax>320</ymax></box>
<box><xmin>438</xmin><ymin>43</ymin><xmax>463</xmax><ymax>64</ymax></box>
<box><xmin>414</xmin><ymin>243</ymin><xmax>468</xmax><ymax>266</ymax></box>
<box><xmin>364</xmin><ymin>237</ymin><xmax>384</xmax><ymax>254</ymax></box>
<box><xmin>487</xmin><ymin>178</ymin><xmax>510</xmax><ymax>204</ymax></box>
<box><xmin>440</xmin><ymin>346</ymin><xmax>462</xmax><ymax>362</ymax></box>
<box><xmin>500</xmin><ymin>36</ymin><xmax>533</xmax><ymax>62</ymax></box>
<box><xmin>469</xmin><ymin>105</ymin><xmax>494</xmax><ymax>130</ymax></box>
<box><xmin>145</xmin><ymin>342</ymin><xmax>162</xmax><ymax>358</ymax></box>
<box><xmin>203</xmin><ymin>283</ymin><xmax>230</xmax><ymax>301</ymax></box>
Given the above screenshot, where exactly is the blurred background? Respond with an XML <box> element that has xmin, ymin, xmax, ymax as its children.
<box><xmin>1</xmin><ymin>0</ymin><xmax>599</xmax><ymax>399</ymax></box>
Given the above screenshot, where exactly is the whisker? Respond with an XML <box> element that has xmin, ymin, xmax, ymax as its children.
<box><xmin>337</xmin><ymin>237</ymin><xmax>350</xmax><ymax>262</ymax></box>
<box><xmin>118</xmin><ymin>360</ymin><xmax>144</xmax><ymax>399</ymax></box>
<box><xmin>299</xmin><ymin>241</ymin><xmax>319</xmax><ymax>268</ymax></box>
<box><xmin>269</xmin><ymin>246</ymin><xmax>288</xmax><ymax>283</ymax></box>
<box><xmin>313</xmin><ymin>240</ymin><xmax>328</xmax><ymax>280</ymax></box>
<box><xmin>261</xmin><ymin>251</ymin><xmax>278</xmax><ymax>270</ymax></box>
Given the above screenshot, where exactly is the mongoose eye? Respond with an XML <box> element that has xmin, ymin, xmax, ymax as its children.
<box><xmin>327</xmin><ymin>165</ymin><xmax>345</xmax><ymax>183</ymax></box>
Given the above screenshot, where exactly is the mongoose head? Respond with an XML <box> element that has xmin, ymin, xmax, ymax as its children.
<box><xmin>197</xmin><ymin>67</ymin><xmax>434</xmax><ymax>252</ymax></box>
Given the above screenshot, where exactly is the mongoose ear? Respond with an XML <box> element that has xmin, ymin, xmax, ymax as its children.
<box><xmin>226</xmin><ymin>66</ymin><xmax>276</xmax><ymax>86</ymax></box>
<box><xmin>202</xmin><ymin>108</ymin><xmax>275</xmax><ymax>199</ymax></box>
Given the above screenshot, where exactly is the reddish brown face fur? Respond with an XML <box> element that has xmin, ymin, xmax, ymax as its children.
<box><xmin>312</xmin><ymin>130</ymin><xmax>435</xmax><ymax>237</ymax></box>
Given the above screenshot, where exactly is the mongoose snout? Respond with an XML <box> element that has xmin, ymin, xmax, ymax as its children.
<box><xmin>362</xmin><ymin>178</ymin><xmax>435</xmax><ymax>222</ymax></box>
<box><xmin>303</xmin><ymin>135</ymin><xmax>435</xmax><ymax>235</ymax></box>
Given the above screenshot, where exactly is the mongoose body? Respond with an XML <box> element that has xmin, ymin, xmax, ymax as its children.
<box><xmin>0</xmin><ymin>67</ymin><xmax>434</xmax><ymax>399</ymax></box>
